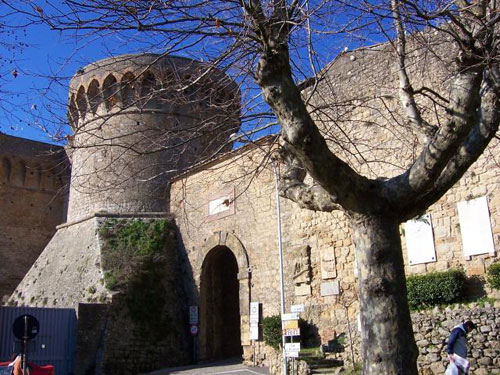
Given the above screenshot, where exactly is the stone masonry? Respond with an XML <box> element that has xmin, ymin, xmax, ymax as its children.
<box><xmin>0</xmin><ymin>134</ymin><xmax>68</xmax><ymax>302</ymax></box>
<box><xmin>3</xmin><ymin>34</ymin><xmax>500</xmax><ymax>375</ymax></box>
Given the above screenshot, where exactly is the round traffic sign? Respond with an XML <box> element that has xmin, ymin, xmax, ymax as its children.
<box><xmin>189</xmin><ymin>324</ymin><xmax>199</xmax><ymax>336</ymax></box>
<box><xmin>12</xmin><ymin>315</ymin><xmax>39</xmax><ymax>341</ymax></box>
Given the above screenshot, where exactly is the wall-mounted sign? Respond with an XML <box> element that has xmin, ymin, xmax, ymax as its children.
<box><xmin>207</xmin><ymin>188</ymin><xmax>235</xmax><ymax>221</ymax></box>
<box><xmin>404</xmin><ymin>213</ymin><xmax>436</xmax><ymax>265</ymax></box>
<box><xmin>457</xmin><ymin>196</ymin><xmax>495</xmax><ymax>257</ymax></box>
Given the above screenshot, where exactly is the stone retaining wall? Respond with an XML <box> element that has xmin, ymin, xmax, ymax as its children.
<box><xmin>413</xmin><ymin>304</ymin><xmax>500</xmax><ymax>375</ymax></box>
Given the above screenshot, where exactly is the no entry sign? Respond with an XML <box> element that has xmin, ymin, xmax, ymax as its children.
<box><xmin>189</xmin><ymin>324</ymin><xmax>199</xmax><ymax>336</ymax></box>
<box><xmin>13</xmin><ymin>315</ymin><xmax>39</xmax><ymax>341</ymax></box>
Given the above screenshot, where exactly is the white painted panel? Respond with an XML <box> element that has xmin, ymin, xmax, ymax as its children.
<box><xmin>404</xmin><ymin>214</ymin><xmax>436</xmax><ymax>265</ymax></box>
<box><xmin>457</xmin><ymin>196</ymin><xmax>495</xmax><ymax>257</ymax></box>
<box><xmin>208</xmin><ymin>195</ymin><xmax>231</xmax><ymax>215</ymax></box>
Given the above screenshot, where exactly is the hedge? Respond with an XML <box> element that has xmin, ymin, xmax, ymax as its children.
<box><xmin>262</xmin><ymin>315</ymin><xmax>282</xmax><ymax>350</ymax></box>
<box><xmin>406</xmin><ymin>269</ymin><xmax>466</xmax><ymax>310</ymax></box>
<box><xmin>487</xmin><ymin>262</ymin><xmax>500</xmax><ymax>290</ymax></box>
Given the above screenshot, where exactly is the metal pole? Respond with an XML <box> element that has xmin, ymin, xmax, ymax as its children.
<box><xmin>22</xmin><ymin>315</ymin><xmax>28</xmax><ymax>375</ymax></box>
<box><xmin>272</xmin><ymin>159</ymin><xmax>287</xmax><ymax>375</ymax></box>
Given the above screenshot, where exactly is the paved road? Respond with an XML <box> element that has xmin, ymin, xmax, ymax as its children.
<box><xmin>145</xmin><ymin>358</ymin><xmax>270</xmax><ymax>375</ymax></box>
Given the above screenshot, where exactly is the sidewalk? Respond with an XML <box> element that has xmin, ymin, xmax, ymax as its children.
<box><xmin>144</xmin><ymin>358</ymin><xmax>270</xmax><ymax>375</ymax></box>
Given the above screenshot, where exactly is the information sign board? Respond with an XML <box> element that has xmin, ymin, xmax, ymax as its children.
<box><xmin>250</xmin><ymin>302</ymin><xmax>259</xmax><ymax>324</ymax></box>
<box><xmin>285</xmin><ymin>343</ymin><xmax>301</xmax><ymax>352</ymax></box>
<box><xmin>283</xmin><ymin>320</ymin><xmax>299</xmax><ymax>329</ymax></box>
<box><xmin>290</xmin><ymin>304</ymin><xmax>304</xmax><ymax>313</ymax></box>
<box><xmin>282</xmin><ymin>313</ymin><xmax>300</xmax><ymax>321</ymax></box>
<box><xmin>250</xmin><ymin>324</ymin><xmax>259</xmax><ymax>340</ymax></box>
<box><xmin>283</xmin><ymin>328</ymin><xmax>300</xmax><ymax>337</ymax></box>
<box><xmin>189</xmin><ymin>306</ymin><xmax>199</xmax><ymax>325</ymax></box>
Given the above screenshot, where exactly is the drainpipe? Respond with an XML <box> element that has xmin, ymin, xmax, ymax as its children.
<box><xmin>272</xmin><ymin>158</ymin><xmax>287</xmax><ymax>375</ymax></box>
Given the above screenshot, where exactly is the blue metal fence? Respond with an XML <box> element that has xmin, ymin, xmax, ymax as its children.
<box><xmin>0</xmin><ymin>306</ymin><xmax>76</xmax><ymax>375</ymax></box>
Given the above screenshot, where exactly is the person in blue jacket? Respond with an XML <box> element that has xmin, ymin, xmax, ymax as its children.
<box><xmin>446</xmin><ymin>320</ymin><xmax>476</xmax><ymax>374</ymax></box>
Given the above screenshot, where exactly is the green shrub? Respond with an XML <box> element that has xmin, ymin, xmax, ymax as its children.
<box><xmin>263</xmin><ymin>315</ymin><xmax>282</xmax><ymax>350</ymax></box>
<box><xmin>487</xmin><ymin>262</ymin><xmax>500</xmax><ymax>290</ymax></box>
<box><xmin>406</xmin><ymin>269</ymin><xmax>466</xmax><ymax>310</ymax></box>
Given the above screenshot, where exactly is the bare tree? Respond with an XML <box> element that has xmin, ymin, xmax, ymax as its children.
<box><xmin>3</xmin><ymin>1</ymin><xmax>499</xmax><ymax>374</ymax></box>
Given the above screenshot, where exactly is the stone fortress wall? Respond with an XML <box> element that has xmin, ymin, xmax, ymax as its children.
<box><xmin>0</xmin><ymin>134</ymin><xmax>68</xmax><ymax>301</ymax></box>
<box><xmin>3</xmin><ymin>32</ymin><xmax>499</xmax><ymax>374</ymax></box>
<box><xmin>169</xmin><ymin>31</ymin><xmax>499</xmax><ymax>372</ymax></box>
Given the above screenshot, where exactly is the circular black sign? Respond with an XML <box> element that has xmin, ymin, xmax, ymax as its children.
<box><xmin>12</xmin><ymin>315</ymin><xmax>39</xmax><ymax>341</ymax></box>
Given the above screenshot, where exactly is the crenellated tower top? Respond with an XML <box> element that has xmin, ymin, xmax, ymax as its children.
<box><xmin>66</xmin><ymin>54</ymin><xmax>240</xmax><ymax>221</ymax></box>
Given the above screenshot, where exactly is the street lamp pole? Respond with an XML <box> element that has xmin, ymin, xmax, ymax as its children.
<box><xmin>272</xmin><ymin>158</ymin><xmax>287</xmax><ymax>375</ymax></box>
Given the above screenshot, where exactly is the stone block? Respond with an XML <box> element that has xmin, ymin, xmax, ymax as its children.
<box><xmin>429</xmin><ymin>361</ymin><xmax>445</xmax><ymax>374</ymax></box>
<box><xmin>320</xmin><ymin>281</ymin><xmax>340</xmax><ymax>296</ymax></box>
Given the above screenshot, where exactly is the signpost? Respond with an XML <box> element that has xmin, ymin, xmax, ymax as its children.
<box><xmin>189</xmin><ymin>306</ymin><xmax>199</xmax><ymax>363</ymax></box>
<box><xmin>250</xmin><ymin>302</ymin><xmax>260</xmax><ymax>366</ymax></box>
<box><xmin>13</xmin><ymin>314</ymin><xmax>40</xmax><ymax>375</ymax></box>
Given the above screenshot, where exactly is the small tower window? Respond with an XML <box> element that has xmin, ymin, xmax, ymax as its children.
<box><xmin>76</xmin><ymin>85</ymin><xmax>88</xmax><ymax>120</ymax></box>
<box><xmin>103</xmin><ymin>74</ymin><xmax>118</xmax><ymax>111</ymax></box>
<box><xmin>121</xmin><ymin>72</ymin><xmax>136</xmax><ymax>108</ymax></box>
<box><xmin>87</xmin><ymin>79</ymin><xmax>101</xmax><ymax>114</ymax></box>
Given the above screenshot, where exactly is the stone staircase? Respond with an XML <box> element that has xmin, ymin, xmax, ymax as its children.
<box><xmin>299</xmin><ymin>351</ymin><xmax>343</xmax><ymax>375</ymax></box>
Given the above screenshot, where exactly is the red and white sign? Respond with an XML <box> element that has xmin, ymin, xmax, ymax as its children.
<box><xmin>190</xmin><ymin>324</ymin><xmax>199</xmax><ymax>336</ymax></box>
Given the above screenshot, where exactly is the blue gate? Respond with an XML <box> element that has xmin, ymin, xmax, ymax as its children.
<box><xmin>0</xmin><ymin>306</ymin><xmax>76</xmax><ymax>375</ymax></box>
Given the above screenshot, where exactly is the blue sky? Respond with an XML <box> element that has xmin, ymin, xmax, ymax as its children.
<box><xmin>0</xmin><ymin>1</ymin><xmax>389</xmax><ymax>146</ymax></box>
<box><xmin>1</xmin><ymin>15</ymin><xmax>144</xmax><ymax>144</ymax></box>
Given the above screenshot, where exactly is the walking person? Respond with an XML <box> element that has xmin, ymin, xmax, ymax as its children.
<box><xmin>445</xmin><ymin>320</ymin><xmax>476</xmax><ymax>375</ymax></box>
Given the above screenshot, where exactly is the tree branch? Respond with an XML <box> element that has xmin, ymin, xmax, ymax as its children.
<box><xmin>392</xmin><ymin>0</ymin><xmax>437</xmax><ymax>142</ymax></box>
<box><xmin>278</xmin><ymin>145</ymin><xmax>342</xmax><ymax>212</ymax></box>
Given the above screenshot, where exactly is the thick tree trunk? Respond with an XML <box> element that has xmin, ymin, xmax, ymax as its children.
<box><xmin>351</xmin><ymin>214</ymin><xmax>418</xmax><ymax>375</ymax></box>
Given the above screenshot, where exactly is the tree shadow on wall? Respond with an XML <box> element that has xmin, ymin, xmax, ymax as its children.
<box><xmin>463</xmin><ymin>275</ymin><xmax>487</xmax><ymax>301</ymax></box>
<box><xmin>298</xmin><ymin>319</ymin><xmax>321</xmax><ymax>348</ymax></box>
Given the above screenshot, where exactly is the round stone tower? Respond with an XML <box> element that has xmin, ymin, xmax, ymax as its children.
<box><xmin>66</xmin><ymin>54</ymin><xmax>240</xmax><ymax>221</ymax></box>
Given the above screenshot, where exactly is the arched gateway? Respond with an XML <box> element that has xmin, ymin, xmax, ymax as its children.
<box><xmin>198</xmin><ymin>232</ymin><xmax>251</xmax><ymax>361</ymax></box>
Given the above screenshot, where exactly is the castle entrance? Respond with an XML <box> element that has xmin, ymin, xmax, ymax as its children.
<box><xmin>200</xmin><ymin>245</ymin><xmax>242</xmax><ymax>360</ymax></box>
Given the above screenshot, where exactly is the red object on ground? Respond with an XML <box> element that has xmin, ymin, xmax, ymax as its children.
<box><xmin>0</xmin><ymin>362</ymin><xmax>54</xmax><ymax>375</ymax></box>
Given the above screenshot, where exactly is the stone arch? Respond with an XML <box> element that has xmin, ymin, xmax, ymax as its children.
<box><xmin>102</xmin><ymin>74</ymin><xmax>118</xmax><ymax>111</ymax></box>
<box><xmin>197</xmin><ymin>232</ymin><xmax>250</xmax><ymax>282</ymax></box>
<box><xmin>87</xmin><ymin>79</ymin><xmax>101</xmax><ymax>114</ymax></box>
<box><xmin>197</xmin><ymin>232</ymin><xmax>250</xmax><ymax>360</ymax></box>
<box><xmin>76</xmin><ymin>85</ymin><xmax>88</xmax><ymax>119</ymax></box>
<box><xmin>68</xmin><ymin>94</ymin><xmax>79</xmax><ymax>127</ymax></box>
<box><xmin>1</xmin><ymin>157</ymin><xmax>12</xmax><ymax>183</ymax></box>
<box><xmin>11</xmin><ymin>160</ymin><xmax>26</xmax><ymax>186</ymax></box>
<box><xmin>139</xmin><ymin>71</ymin><xmax>157</xmax><ymax>106</ymax></box>
<box><xmin>120</xmin><ymin>72</ymin><xmax>136</xmax><ymax>108</ymax></box>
